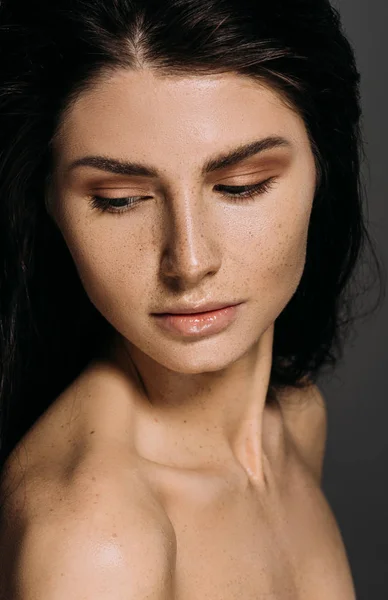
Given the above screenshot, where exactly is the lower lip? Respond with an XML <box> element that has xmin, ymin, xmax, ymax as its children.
<box><xmin>153</xmin><ymin>304</ymin><xmax>242</xmax><ymax>337</ymax></box>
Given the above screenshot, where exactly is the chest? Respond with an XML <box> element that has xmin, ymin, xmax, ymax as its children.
<box><xmin>170</xmin><ymin>492</ymin><xmax>296</xmax><ymax>598</ymax></box>
<box><xmin>151</xmin><ymin>463</ymin><xmax>356</xmax><ymax>600</ymax></box>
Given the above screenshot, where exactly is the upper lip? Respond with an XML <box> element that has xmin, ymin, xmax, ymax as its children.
<box><xmin>153</xmin><ymin>300</ymin><xmax>243</xmax><ymax>315</ymax></box>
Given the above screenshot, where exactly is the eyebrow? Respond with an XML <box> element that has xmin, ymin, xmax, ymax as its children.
<box><xmin>65</xmin><ymin>135</ymin><xmax>292</xmax><ymax>178</ymax></box>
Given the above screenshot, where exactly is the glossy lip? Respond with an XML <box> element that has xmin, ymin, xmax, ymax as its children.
<box><xmin>152</xmin><ymin>303</ymin><xmax>243</xmax><ymax>337</ymax></box>
<box><xmin>152</xmin><ymin>300</ymin><xmax>244</xmax><ymax>315</ymax></box>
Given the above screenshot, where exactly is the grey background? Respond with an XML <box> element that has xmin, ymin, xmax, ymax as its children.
<box><xmin>321</xmin><ymin>1</ymin><xmax>388</xmax><ymax>598</ymax></box>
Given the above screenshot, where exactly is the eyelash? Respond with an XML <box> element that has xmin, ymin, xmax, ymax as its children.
<box><xmin>88</xmin><ymin>176</ymin><xmax>278</xmax><ymax>215</ymax></box>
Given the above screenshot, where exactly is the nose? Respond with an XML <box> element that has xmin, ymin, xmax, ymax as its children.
<box><xmin>160</xmin><ymin>192</ymin><xmax>222</xmax><ymax>288</ymax></box>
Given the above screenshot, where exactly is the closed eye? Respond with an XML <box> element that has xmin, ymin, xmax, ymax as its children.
<box><xmin>214</xmin><ymin>176</ymin><xmax>278</xmax><ymax>200</ymax></box>
<box><xmin>88</xmin><ymin>176</ymin><xmax>278</xmax><ymax>214</ymax></box>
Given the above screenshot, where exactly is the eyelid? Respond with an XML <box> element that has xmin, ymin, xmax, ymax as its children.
<box><xmin>88</xmin><ymin>176</ymin><xmax>278</xmax><ymax>216</ymax></box>
<box><xmin>90</xmin><ymin>173</ymin><xmax>276</xmax><ymax>196</ymax></box>
<box><xmin>215</xmin><ymin>170</ymin><xmax>274</xmax><ymax>183</ymax></box>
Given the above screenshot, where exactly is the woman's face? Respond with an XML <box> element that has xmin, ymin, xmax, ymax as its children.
<box><xmin>49</xmin><ymin>69</ymin><xmax>317</xmax><ymax>373</ymax></box>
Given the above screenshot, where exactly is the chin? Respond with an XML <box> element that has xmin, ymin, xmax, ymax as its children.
<box><xmin>147</xmin><ymin>339</ymin><xmax>252</xmax><ymax>375</ymax></box>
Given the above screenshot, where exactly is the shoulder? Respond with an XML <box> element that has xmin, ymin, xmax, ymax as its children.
<box><xmin>276</xmin><ymin>381</ymin><xmax>327</xmax><ymax>484</ymax></box>
<box><xmin>0</xmin><ymin>453</ymin><xmax>176</xmax><ymax>599</ymax></box>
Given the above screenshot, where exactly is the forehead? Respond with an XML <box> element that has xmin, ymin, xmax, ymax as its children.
<box><xmin>53</xmin><ymin>69</ymin><xmax>308</xmax><ymax>166</ymax></box>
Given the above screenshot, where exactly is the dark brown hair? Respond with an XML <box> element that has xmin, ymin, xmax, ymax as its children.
<box><xmin>0</xmin><ymin>0</ymin><xmax>385</xmax><ymax>470</ymax></box>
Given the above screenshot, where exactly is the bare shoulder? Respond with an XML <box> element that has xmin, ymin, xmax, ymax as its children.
<box><xmin>276</xmin><ymin>381</ymin><xmax>328</xmax><ymax>483</ymax></box>
<box><xmin>0</xmin><ymin>452</ymin><xmax>177</xmax><ymax>599</ymax></box>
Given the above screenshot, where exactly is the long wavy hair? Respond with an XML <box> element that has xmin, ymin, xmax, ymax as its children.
<box><xmin>0</xmin><ymin>0</ymin><xmax>385</xmax><ymax>471</ymax></box>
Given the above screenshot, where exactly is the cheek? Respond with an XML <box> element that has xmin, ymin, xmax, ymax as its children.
<box><xmin>58</xmin><ymin>214</ymin><xmax>153</xmax><ymax>316</ymax></box>
<box><xmin>266</xmin><ymin>213</ymin><xmax>309</xmax><ymax>286</ymax></box>
<box><xmin>239</xmin><ymin>201</ymin><xmax>311</xmax><ymax>302</ymax></box>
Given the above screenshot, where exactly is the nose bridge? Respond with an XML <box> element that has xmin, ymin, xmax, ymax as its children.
<box><xmin>161</xmin><ymin>185</ymin><xmax>222</xmax><ymax>284</ymax></box>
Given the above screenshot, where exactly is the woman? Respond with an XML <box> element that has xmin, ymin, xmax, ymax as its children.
<box><xmin>0</xmin><ymin>0</ymin><xmax>384</xmax><ymax>597</ymax></box>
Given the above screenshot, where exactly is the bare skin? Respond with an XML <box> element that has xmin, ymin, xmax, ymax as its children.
<box><xmin>0</xmin><ymin>362</ymin><xmax>355</xmax><ymax>599</ymax></box>
<box><xmin>0</xmin><ymin>69</ymin><xmax>356</xmax><ymax>598</ymax></box>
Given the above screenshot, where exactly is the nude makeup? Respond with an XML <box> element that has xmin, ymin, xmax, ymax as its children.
<box><xmin>152</xmin><ymin>304</ymin><xmax>242</xmax><ymax>337</ymax></box>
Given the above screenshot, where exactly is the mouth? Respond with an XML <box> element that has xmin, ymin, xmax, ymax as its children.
<box><xmin>153</xmin><ymin>301</ymin><xmax>244</xmax><ymax>316</ymax></box>
<box><xmin>152</xmin><ymin>303</ymin><xmax>244</xmax><ymax>337</ymax></box>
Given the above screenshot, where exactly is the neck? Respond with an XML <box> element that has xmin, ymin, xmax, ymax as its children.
<box><xmin>103</xmin><ymin>325</ymin><xmax>275</xmax><ymax>481</ymax></box>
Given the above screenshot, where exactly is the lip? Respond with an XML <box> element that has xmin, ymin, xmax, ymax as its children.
<box><xmin>153</xmin><ymin>301</ymin><xmax>243</xmax><ymax>315</ymax></box>
<box><xmin>152</xmin><ymin>303</ymin><xmax>243</xmax><ymax>337</ymax></box>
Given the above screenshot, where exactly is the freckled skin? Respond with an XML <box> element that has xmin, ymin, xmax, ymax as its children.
<box><xmin>49</xmin><ymin>69</ymin><xmax>316</xmax><ymax>472</ymax></box>
<box><xmin>11</xmin><ymin>69</ymin><xmax>356</xmax><ymax>598</ymax></box>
